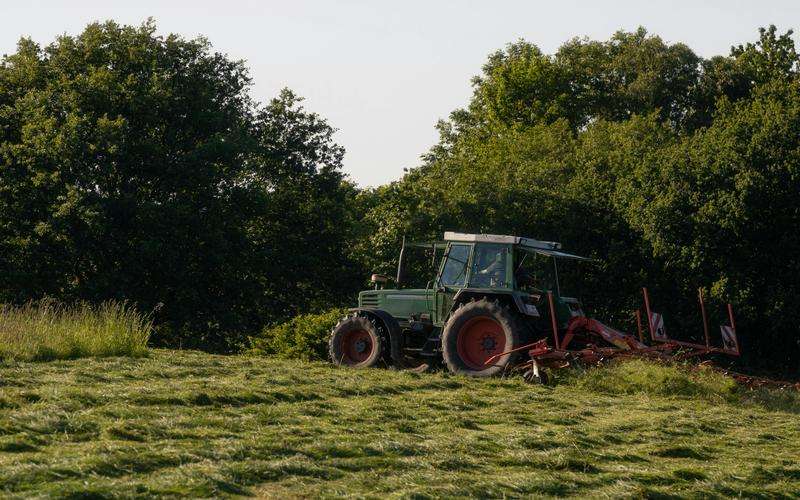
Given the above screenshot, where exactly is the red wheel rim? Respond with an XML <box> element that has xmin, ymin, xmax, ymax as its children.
<box><xmin>456</xmin><ymin>316</ymin><xmax>506</xmax><ymax>370</ymax></box>
<box><xmin>340</xmin><ymin>329</ymin><xmax>374</xmax><ymax>365</ymax></box>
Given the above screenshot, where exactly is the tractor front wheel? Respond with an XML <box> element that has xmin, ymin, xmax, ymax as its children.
<box><xmin>329</xmin><ymin>316</ymin><xmax>383</xmax><ymax>368</ymax></box>
<box><xmin>442</xmin><ymin>299</ymin><xmax>521</xmax><ymax>377</ymax></box>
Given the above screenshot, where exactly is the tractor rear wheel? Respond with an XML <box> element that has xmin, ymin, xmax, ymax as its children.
<box><xmin>329</xmin><ymin>315</ymin><xmax>383</xmax><ymax>368</ymax></box>
<box><xmin>442</xmin><ymin>299</ymin><xmax>521</xmax><ymax>377</ymax></box>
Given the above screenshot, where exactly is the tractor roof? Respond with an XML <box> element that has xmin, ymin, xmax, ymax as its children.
<box><xmin>443</xmin><ymin>231</ymin><xmax>593</xmax><ymax>261</ymax></box>
<box><xmin>443</xmin><ymin>231</ymin><xmax>561</xmax><ymax>249</ymax></box>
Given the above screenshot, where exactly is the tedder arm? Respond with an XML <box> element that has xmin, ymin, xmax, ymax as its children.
<box><xmin>485</xmin><ymin>286</ymin><xmax>741</xmax><ymax>375</ymax></box>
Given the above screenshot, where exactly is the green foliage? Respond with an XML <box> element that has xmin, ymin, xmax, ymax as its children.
<box><xmin>0</xmin><ymin>20</ymin><xmax>360</xmax><ymax>350</ymax></box>
<box><xmin>0</xmin><ymin>300</ymin><xmax>150</xmax><ymax>361</ymax></box>
<box><xmin>473</xmin><ymin>29</ymin><xmax>702</xmax><ymax>130</ymax></box>
<box><xmin>1</xmin><ymin>351</ymin><xmax>799</xmax><ymax>497</ymax></box>
<box><xmin>249</xmin><ymin>308</ymin><xmax>347</xmax><ymax>361</ymax></box>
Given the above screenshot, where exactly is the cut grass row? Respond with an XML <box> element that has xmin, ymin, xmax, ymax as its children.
<box><xmin>1</xmin><ymin>351</ymin><xmax>799</xmax><ymax>497</ymax></box>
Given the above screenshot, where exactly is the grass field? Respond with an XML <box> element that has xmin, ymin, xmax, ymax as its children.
<box><xmin>1</xmin><ymin>351</ymin><xmax>799</xmax><ymax>498</ymax></box>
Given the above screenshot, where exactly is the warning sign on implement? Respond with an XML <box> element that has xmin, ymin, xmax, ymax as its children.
<box><xmin>650</xmin><ymin>312</ymin><xmax>666</xmax><ymax>340</ymax></box>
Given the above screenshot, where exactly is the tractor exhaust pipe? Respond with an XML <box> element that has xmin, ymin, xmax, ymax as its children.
<box><xmin>396</xmin><ymin>235</ymin><xmax>406</xmax><ymax>286</ymax></box>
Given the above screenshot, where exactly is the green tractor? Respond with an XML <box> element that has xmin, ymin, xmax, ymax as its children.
<box><xmin>329</xmin><ymin>232</ymin><xmax>592</xmax><ymax>376</ymax></box>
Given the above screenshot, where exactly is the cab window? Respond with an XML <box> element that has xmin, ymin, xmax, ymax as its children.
<box><xmin>514</xmin><ymin>250</ymin><xmax>556</xmax><ymax>292</ymax></box>
<box><xmin>470</xmin><ymin>244</ymin><xmax>509</xmax><ymax>288</ymax></box>
<box><xmin>440</xmin><ymin>244</ymin><xmax>470</xmax><ymax>287</ymax></box>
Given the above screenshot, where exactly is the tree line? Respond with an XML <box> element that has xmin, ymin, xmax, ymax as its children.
<box><xmin>1</xmin><ymin>21</ymin><xmax>798</xmax><ymax>372</ymax></box>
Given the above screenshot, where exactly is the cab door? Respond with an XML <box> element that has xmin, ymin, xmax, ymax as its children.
<box><xmin>433</xmin><ymin>243</ymin><xmax>472</xmax><ymax>325</ymax></box>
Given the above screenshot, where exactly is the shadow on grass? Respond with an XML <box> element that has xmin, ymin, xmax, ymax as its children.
<box><xmin>651</xmin><ymin>446</ymin><xmax>710</xmax><ymax>460</ymax></box>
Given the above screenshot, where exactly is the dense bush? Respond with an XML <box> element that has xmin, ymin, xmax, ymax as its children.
<box><xmin>249</xmin><ymin>308</ymin><xmax>347</xmax><ymax>361</ymax></box>
<box><xmin>0</xmin><ymin>300</ymin><xmax>151</xmax><ymax>361</ymax></box>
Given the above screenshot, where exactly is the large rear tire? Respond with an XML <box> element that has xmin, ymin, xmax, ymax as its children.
<box><xmin>329</xmin><ymin>315</ymin><xmax>383</xmax><ymax>368</ymax></box>
<box><xmin>442</xmin><ymin>299</ymin><xmax>521</xmax><ymax>377</ymax></box>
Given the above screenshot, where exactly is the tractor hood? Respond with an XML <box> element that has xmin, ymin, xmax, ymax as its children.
<box><xmin>358</xmin><ymin>288</ymin><xmax>433</xmax><ymax>320</ymax></box>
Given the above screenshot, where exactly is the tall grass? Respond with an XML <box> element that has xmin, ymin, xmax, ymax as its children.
<box><xmin>0</xmin><ymin>300</ymin><xmax>151</xmax><ymax>362</ymax></box>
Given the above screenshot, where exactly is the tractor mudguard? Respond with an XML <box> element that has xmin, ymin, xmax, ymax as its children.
<box><xmin>349</xmin><ymin>308</ymin><xmax>405</xmax><ymax>367</ymax></box>
<box><xmin>450</xmin><ymin>290</ymin><xmax>536</xmax><ymax>318</ymax></box>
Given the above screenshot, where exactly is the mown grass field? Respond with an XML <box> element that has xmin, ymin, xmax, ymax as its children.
<box><xmin>1</xmin><ymin>351</ymin><xmax>799</xmax><ymax>498</ymax></box>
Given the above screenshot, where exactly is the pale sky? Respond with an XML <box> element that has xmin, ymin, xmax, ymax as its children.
<box><xmin>2</xmin><ymin>1</ymin><xmax>799</xmax><ymax>186</ymax></box>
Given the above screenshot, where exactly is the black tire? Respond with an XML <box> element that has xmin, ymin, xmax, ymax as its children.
<box><xmin>442</xmin><ymin>299</ymin><xmax>521</xmax><ymax>377</ymax></box>
<box><xmin>329</xmin><ymin>315</ymin><xmax>383</xmax><ymax>368</ymax></box>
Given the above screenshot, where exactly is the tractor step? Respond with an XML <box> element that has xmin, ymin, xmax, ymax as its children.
<box><xmin>420</xmin><ymin>335</ymin><xmax>441</xmax><ymax>357</ymax></box>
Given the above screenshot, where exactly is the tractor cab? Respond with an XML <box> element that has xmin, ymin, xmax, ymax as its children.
<box><xmin>431</xmin><ymin>232</ymin><xmax>590</xmax><ymax>328</ymax></box>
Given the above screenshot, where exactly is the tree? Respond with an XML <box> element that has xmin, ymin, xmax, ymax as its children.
<box><xmin>0</xmin><ymin>20</ymin><xmax>356</xmax><ymax>349</ymax></box>
<box><xmin>457</xmin><ymin>28</ymin><xmax>702</xmax><ymax>134</ymax></box>
<box><xmin>248</xmin><ymin>89</ymin><xmax>363</xmax><ymax>320</ymax></box>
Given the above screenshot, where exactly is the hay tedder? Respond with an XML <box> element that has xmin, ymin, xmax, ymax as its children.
<box><xmin>329</xmin><ymin>232</ymin><xmax>741</xmax><ymax>382</ymax></box>
<box><xmin>484</xmin><ymin>286</ymin><xmax>740</xmax><ymax>384</ymax></box>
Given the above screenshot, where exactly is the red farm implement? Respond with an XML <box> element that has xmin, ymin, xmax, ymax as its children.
<box><xmin>486</xmin><ymin>287</ymin><xmax>742</xmax><ymax>384</ymax></box>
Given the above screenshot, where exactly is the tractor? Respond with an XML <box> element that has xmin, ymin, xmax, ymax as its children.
<box><xmin>328</xmin><ymin>231</ymin><xmax>594</xmax><ymax>377</ymax></box>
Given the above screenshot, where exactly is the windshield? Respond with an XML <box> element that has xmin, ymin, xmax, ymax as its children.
<box><xmin>440</xmin><ymin>244</ymin><xmax>470</xmax><ymax>286</ymax></box>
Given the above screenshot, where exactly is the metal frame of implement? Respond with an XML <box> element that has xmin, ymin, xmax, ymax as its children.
<box><xmin>485</xmin><ymin>286</ymin><xmax>741</xmax><ymax>374</ymax></box>
<box><xmin>642</xmin><ymin>287</ymin><xmax>740</xmax><ymax>357</ymax></box>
